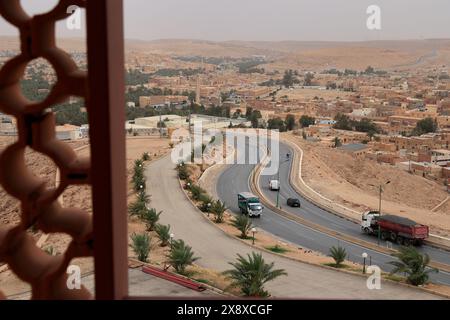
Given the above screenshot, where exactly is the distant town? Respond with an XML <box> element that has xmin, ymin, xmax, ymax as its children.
<box><xmin>1</xmin><ymin>44</ymin><xmax>449</xmax><ymax>190</ymax></box>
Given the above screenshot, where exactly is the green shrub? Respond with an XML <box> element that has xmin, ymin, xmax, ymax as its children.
<box><xmin>189</xmin><ymin>184</ymin><xmax>206</xmax><ymax>201</ymax></box>
<box><xmin>389</xmin><ymin>246</ymin><xmax>438</xmax><ymax>286</ymax></box>
<box><xmin>266</xmin><ymin>245</ymin><xmax>289</xmax><ymax>254</ymax></box>
<box><xmin>177</xmin><ymin>163</ymin><xmax>190</xmax><ymax>180</ymax></box>
<box><xmin>329</xmin><ymin>246</ymin><xmax>347</xmax><ymax>268</ymax></box>
<box><xmin>211</xmin><ymin>200</ymin><xmax>227</xmax><ymax>223</ymax></box>
<box><xmin>130</xmin><ymin>232</ymin><xmax>151</xmax><ymax>262</ymax></box>
<box><xmin>198</xmin><ymin>194</ymin><xmax>213</xmax><ymax>212</ymax></box>
<box><xmin>231</xmin><ymin>215</ymin><xmax>253</xmax><ymax>239</ymax></box>
<box><xmin>129</xmin><ymin>199</ymin><xmax>147</xmax><ymax>217</ymax></box>
<box><xmin>224</xmin><ymin>252</ymin><xmax>287</xmax><ymax>297</ymax></box>
<box><xmin>140</xmin><ymin>208</ymin><xmax>162</xmax><ymax>231</ymax></box>
<box><xmin>168</xmin><ymin>239</ymin><xmax>200</xmax><ymax>275</ymax></box>
<box><xmin>155</xmin><ymin>224</ymin><xmax>171</xmax><ymax>247</ymax></box>
<box><xmin>142</xmin><ymin>152</ymin><xmax>150</xmax><ymax>161</ymax></box>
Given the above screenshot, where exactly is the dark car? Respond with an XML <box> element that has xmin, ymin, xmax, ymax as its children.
<box><xmin>287</xmin><ymin>198</ymin><xmax>301</xmax><ymax>207</ymax></box>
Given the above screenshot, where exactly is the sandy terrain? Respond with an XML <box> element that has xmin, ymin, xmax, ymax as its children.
<box><xmin>0</xmin><ymin>136</ymin><xmax>172</xmax><ymax>297</ymax></box>
<box><xmin>2</xmin><ymin>37</ymin><xmax>449</xmax><ymax>71</ymax></box>
<box><xmin>285</xmin><ymin>133</ymin><xmax>450</xmax><ymax>237</ymax></box>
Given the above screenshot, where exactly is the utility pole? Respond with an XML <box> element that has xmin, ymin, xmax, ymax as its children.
<box><xmin>377</xmin><ymin>180</ymin><xmax>391</xmax><ymax>245</ymax></box>
<box><xmin>276</xmin><ymin>153</ymin><xmax>291</xmax><ymax>208</ymax></box>
<box><xmin>159</xmin><ymin>107</ymin><xmax>162</xmax><ymax>139</ymax></box>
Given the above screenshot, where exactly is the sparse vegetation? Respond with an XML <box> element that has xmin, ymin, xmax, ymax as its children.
<box><xmin>299</xmin><ymin>115</ymin><xmax>315</xmax><ymax>128</ymax></box>
<box><xmin>155</xmin><ymin>224</ymin><xmax>171</xmax><ymax>247</ymax></box>
<box><xmin>189</xmin><ymin>184</ymin><xmax>207</xmax><ymax>201</ymax></box>
<box><xmin>224</xmin><ymin>252</ymin><xmax>287</xmax><ymax>297</ymax></box>
<box><xmin>132</xmin><ymin>159</ymin><xmax>146</xmax><ymax>192</ymax></box>
<box><xmin>329</xmin><ymin>246</ymin><xmax>347</xmax><ymax>268</ymax></box>
<box><xmin>198</xmin><ymin>194</ymin><xmax>214</xmax><ymax>213</ymax></box>
<box><xmin>389</xmin><ymin>246</ymin><xmax>438</xmax><ymax>286</ymax></box>
<box><xmin>211</xmin><ymin>200</ymin><xmax>227</xmax><ymax>223</ymax></box>
<box><xmin>231</xmin><ymin>215</ymin><xmax>253</xmax><ymax>239</ymax></box>
<box><xmin>168</xmin><ymin>239</ymin><xmax>200</xmax><ymax>276</ymax></box>
<box><xmin>142</xmin><ymin>152</ymin><xmax>150</xmax><ymax>161</ymax></box>
<box><xmin>130</xmin><ymin>232</ymin><xmax>152</xmax><ymax>262</ymax></box>
<box><xmin>177</xmin><ymin>162</ymin><xmax>189</xmax><ymax>180</ymax></box>
<box><xmin>140</xmin><ymin>208</ymin><xmax>162</xmax><ymax>231</ymax></box>
<box><xmin>266</xmin><ymin>245</ymin><xmax>289</xmax><ymax>254</ymax></box>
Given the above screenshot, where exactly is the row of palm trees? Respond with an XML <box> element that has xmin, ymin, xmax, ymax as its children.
<box><xmin>178</xmin><ymin>159</ymin><xmax>437</xmax><ymax>290</ymax></box>
<box><xmin>176</xmin><ymin>161</ymin><xmax>288</xmax><ymax>296</ymax></box>
<box><xmin>328</xmin><ymin>245</ymin><xmax>438</xmax><ymax>286</ymax></box>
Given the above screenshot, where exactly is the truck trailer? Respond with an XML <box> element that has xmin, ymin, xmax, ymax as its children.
<box><xmin>361</xmin><ymin>211</ymin><xmax>429</xmax><ymax>246</ymax></box>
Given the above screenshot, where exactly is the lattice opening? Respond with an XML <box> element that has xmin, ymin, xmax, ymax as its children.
<box><xmin>23</xmin><ymin>146</ymin><xmax>59</xmax><ymax>191</ymax></box>
<box><xmin>53</xmin><ymin>97</ymin><xmax>87</xmax><ymax>126</ymax></box>
<box><xmin>20</xmin><ymin>58</ymin><xmax>57</xmax><ymax>103</ymax></box>
<box><xmin>20</xmin><ymin>0</ymin><xmax>59</xmax><ymax>16</ymax></box>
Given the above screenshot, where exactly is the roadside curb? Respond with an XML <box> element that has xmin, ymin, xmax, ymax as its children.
<box><xmin>179</xmin><ymin>168</ymin><xmax>449</xmax><ymax>299</ymax></box>
<box><xmin>128</xmin><ymin>258</ymin><xmax>231</xmax><ymax>297</ymax></box>
<box><xmin>282</xmin><ymin>136</ymin><xmax>450</xmax><ymax>251</ymax></box>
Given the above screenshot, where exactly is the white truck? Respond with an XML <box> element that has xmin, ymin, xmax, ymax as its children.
<box><xmin>238</xmin><ymin>192</ymin><xmax>263</xmax><ymax>218</ymax></box>
<box><xmin>269</xmin><ymin>180</ymin><xmax>280</xmax><ymax>191</ymax></box>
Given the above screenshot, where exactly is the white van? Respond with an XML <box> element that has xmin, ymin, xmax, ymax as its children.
<box><xmin>269</xmin><ymin>180</ymin><xmax>280</xmax><ymax>191</ymax></box>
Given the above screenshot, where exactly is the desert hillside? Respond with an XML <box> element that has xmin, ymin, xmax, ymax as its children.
<box><xmin>2</xmin><ymin>36</ymin><xmax>450</xmax><ymax>70</ymax></box>
<box><xmin>286</xmin><ymin>134</ymin><xmax>450</xmax><ymax>237</ymax></box>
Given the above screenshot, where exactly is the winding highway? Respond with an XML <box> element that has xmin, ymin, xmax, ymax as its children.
<box><xmin>216</xmin><ymin>139</ymin><xmax>450</xmax><ymax>285</ymax></box>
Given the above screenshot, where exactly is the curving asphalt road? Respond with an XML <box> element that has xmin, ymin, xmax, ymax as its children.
<box><xmin>216</xmin><ymin>140</ymin><xmax>450</xmax><ymax>285</ymax></box>
<box><xmin>145</xmin><ymin>153</ymin><xmax>442</xmax><ymax>299</ymax></box>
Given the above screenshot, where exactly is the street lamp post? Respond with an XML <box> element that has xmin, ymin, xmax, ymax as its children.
<box><xmin>251</xmin><ymin>227</ymin><xmax>257</xmax><ymax>245</ymax></box>
<box><xmin>370</xmin><ymin>180</ymin><xmax>391</xmax><ymax>246</ymax></box>
<box><xmin>276</xmin><ymin>153</ymin><xmax>291</xmax><ymax>208</ymax></box>
<box><xmin>170</xmin><ymin>233</ymin><xmax>175</xmax><ymax>249</ymax></box>
<box><xmin>362</xmin><ymin>252</ymin><xmax>368</xmax><ymax>274</ymax></box>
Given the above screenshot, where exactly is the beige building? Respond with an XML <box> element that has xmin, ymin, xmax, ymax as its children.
<box><xmin>139</xmin><ymin>95</ymin><xmax>188</xmax><ymax>107</ymax></box>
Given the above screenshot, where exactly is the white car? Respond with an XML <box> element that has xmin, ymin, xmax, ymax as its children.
<box><xmin>269</xmin><ymin>180</ymin><xmax>280</xmax><ymax>191</ymax></box>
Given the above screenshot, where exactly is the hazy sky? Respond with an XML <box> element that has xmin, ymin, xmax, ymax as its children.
<box><xmin>1</xmin><ymin>0</ymin><xmax>450</xmax><ymax>41</ymax></box>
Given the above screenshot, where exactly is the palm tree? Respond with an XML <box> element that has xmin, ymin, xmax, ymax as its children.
<box><xmin>136</xmin><ymin>190</ymin><xmax>150</xmax><ymax>204</ymax></box>
<box><xmin>211</xmin><ymin>200</ymin><xmax>227</xmax><ymax>223</ymax></box>
<box><xmin>177</xmin><ymin>163</ymin><xmax>189</xmax><ymax>180</ymax></box>
<box><xmin>155</xmin><ymin>224</ymin><xmax>171</xmax><ymax>247</ymax></box>
<box><xmin>198</xmin><ymin>194</ymin><xmax>213</xmax><ymax>213</ymax></box>
<box><xmin>140</xmin><ymin>208</ymin><xmax>162</xmax><ymax>231</ymax></box>
<box><xmin>189</xmin><ymin>184</ymin><xmax>206</xmax><ymax>201</ymax></box>
<box><xmin>129</xmin><ymin>198</ymin><xmax>147</xmax><ymax>217</ymax></box>
<box><xmin>224</xmin><ymin>252</ymin><xmax>287</xmax><ymax>297</ymax></box>
<box><xmin>389</xmin><ymin>246</ymin><xmax>438</xmax><ymax>286</ymax></box>
<box><xmin>168</xmin><ymin>239</ymin><xmax>200</xmax><ymax>275</ymax></box>
<box><xmin>130</xmin><ymin>232</ymin><xmax>151</xmax><ymax>262</ymax></box>
<box><xmin>329</xmin><ymin>246</ymin><xmax>347</xmax><ymax>268</ymax></box>
<box><xmin>231</xmin><ymin>214</ymin><xmax>253</xmax><ymax>239</ymax></box>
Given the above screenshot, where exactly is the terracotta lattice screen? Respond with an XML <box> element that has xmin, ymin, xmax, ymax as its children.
<box><xmin>0</xmin><ymin>0</ymin><xmax>128</xmax><ymax>300</ymax></box>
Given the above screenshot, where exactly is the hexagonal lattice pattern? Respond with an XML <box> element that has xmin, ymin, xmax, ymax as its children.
<box><xmin>0</xmin><ymin>0</ymin><xmax>93</xmax><ymax>299</ymax></box>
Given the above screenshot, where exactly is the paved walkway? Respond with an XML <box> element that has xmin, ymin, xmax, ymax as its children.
<box><xmin>145</xmin><ymin>155</ymin><xmax>442</xmax><ymax>299</ymax></box>
<box><xmin>9</xmin><ymin>269</ymin><xmax>218</xmax><ymax>300</ymax></box>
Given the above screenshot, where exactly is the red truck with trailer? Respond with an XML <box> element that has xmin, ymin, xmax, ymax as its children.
<box><xmin>361</xmin><ymin>211</ymin><xmax>429</xmax><ymax>246</ymax></box>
